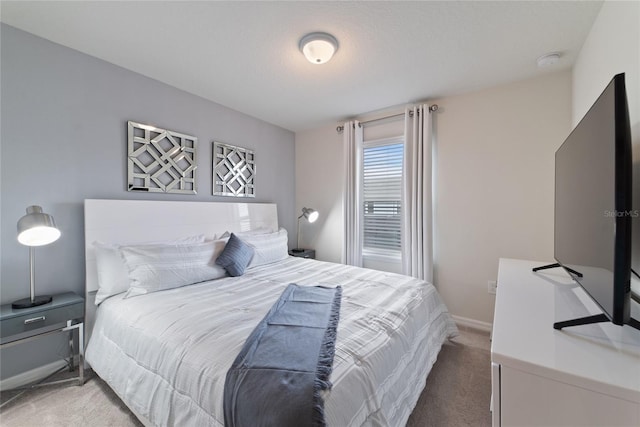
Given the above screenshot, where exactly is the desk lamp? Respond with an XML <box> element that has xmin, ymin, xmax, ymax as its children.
<box><xmin>12</xmin><ymin>205</ymin><xmax>61</xmax><ymax>309</ymax></box>
<box><xmin>292</xmin><ymin>207</ymin><xmax>319</xmax><ymax>252</ymax></box>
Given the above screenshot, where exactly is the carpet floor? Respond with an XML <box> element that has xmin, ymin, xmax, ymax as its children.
<box><xmin>1</xmin><ymin>328</ymin><xmax>492</xmax><ymax>426</ymax></box>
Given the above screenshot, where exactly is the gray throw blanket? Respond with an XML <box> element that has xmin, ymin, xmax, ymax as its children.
<box><xmin>224</xmin><ymin>284</ymin><xmax>342</xmax><ymax>427</ymax></box>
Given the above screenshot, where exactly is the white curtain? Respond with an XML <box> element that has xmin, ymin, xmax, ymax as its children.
<box><xmin>343</xmin><ymin>120</ymin><xmax>364</xmax><ymax>266</ymax></box>
<box><xmin>402</xmin><ymin>105</ymin><xmax>434</xmax><ymax>282</ymax></box>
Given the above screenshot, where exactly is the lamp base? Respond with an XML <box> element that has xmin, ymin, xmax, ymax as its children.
<box><xmin>290</xmin><ymin>248</ymin><xmax>306</xmax><ymax>253</ymax></box>
<box><xmin>11</xmin><ymin>295</ymin><xmax>53</xmax><ymax>309</ymax></box>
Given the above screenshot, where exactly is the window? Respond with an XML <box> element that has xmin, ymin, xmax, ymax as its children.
<box><xmin>344</xmin><ymin>106</ymin><xmax>432</xmax><ymax>277</ymax></box>
<box><xmin>362</xmin><ymin>137</ymin><xmax>403</xmax><ymax>260</ymax></box>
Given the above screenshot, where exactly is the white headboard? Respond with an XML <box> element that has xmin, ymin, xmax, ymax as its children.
<box><xmin>84</xmin><ymin>199</ymin><xmax>278</xmax><ymax>344</ymax></box>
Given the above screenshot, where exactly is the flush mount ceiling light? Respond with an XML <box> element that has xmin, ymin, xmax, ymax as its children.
<box><xmin>299</xmin><ymin>32</ymin><xmax>338</xmax><ymax>64</ymax></box>
<box><xmin>537</xmin><ymin>52</ymin><xmax>561</xmax><ymax>68</ymax></box>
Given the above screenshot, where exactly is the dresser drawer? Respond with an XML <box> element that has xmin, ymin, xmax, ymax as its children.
<box><xmin>0</xmin><ymin>302</ymin><xmax>83</xmax><ymax>344</ymax></box>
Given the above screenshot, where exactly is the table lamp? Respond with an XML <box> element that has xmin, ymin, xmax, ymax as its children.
<box><xmin>12</xmin><ymin>205</ymin><xmax>61</xmax><ymax>309</ymax></box>
<box><xmin>292</xmin><ymin>207</ymin><xmax>319</xmax><ymax>252</ymax></box>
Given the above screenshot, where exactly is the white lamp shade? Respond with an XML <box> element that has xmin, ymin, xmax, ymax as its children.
<box><xmin>17</xmin><ymin>206</ymin><xmax>61</xmax><ymax>246</ymax></box>
<box><xmin>18</xmin><ymin>226</ymin><xmax>61</xmax><ymax>246</ymax></box>
<box><xmin>307</xmin><ymin>210</ymin><xmax>319</xmax><ymax>223</ymax></box>
<box><xmin>299</xmin><ymin>33</ymin><xmax>338</xmax><ymax>64</ymax></box>
<box><xmin>301</xmin><ymin>207</ymin><xmax>319</xmax><ymax>223</ymax></box>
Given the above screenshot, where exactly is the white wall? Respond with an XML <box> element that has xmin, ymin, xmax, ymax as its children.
<box><xmin>572</xmin><ymin>0</ymin><xmax>640</xmax><ymax>271</ymax></box>
<box><xmin>433</xmin><ymin>71</ymin><xmax>571</xmax><ymax>324</ymax></box>
<box><xmin>295</xmin><ymin>71</ymin><xmax>572</xmax><ymax>325</ymax></box>
<box><xmin>295</xmin><ymin>125</ymin><xmax>344</xmax><ymax>263</ymax></box>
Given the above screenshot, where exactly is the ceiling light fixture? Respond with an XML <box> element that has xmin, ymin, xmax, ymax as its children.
<box><xmin>537</xmin><ymin>52</ymin><xmax>561</xmax><ymax>68</ymax></box>
<box><xmin>299</xmin><ymin>32</ymin><xmax>338</xmax><ymax>65</ymax></box>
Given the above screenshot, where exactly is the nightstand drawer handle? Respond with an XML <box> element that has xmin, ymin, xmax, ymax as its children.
<box><xmin>24</xmin><ymin>316</ymin><xmax>46</xmax><ymax>325</ymax></box>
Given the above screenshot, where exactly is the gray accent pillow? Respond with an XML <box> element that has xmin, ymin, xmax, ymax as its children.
<box><xmin>216</xmin><ymin>233</ymin><xmax>255</xmax><ymax>277</ymax></box>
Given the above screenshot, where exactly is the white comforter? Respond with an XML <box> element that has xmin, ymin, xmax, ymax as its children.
<box><xmin>86</xmin><ymin>257</ymin><xmax>457</xmax><ymax>427</ymax></box>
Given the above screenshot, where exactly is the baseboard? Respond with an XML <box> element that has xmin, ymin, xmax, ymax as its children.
<box><xmin>452</xmin><ymin>315</ymin><xmax>493</xmax><ymax>333</ymax></box>
<box><xmin>0</xmin><ymin>357</ymin><xmax>78</xmax><ymax>391</ymax></box>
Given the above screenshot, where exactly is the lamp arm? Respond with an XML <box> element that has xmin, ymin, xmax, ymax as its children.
<box><xmin>29</xmin><ymin>247</ymin><xmax>36</xmax><ymax>303</ymax></box>
<box><xmin>297</xmin><ymin>217</ymin><xmax>301</xmax><ymax>250</ymax></box>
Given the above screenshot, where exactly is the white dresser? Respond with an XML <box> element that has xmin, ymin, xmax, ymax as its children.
<box><xmin>491</xmin><ymin>258</ymin><xmax>640</xmax><ymax>426</ymax></box>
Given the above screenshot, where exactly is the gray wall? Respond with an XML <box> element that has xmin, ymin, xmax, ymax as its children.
<box><xmin>0</xmin><ymin>24</ymin><xmax>296</xmax><ymax>380</ymax></box>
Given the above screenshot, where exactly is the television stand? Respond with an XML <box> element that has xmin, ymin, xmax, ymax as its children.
<box><xmin>555</xmin><ymin>312</ymin><xmax>640</xmax><ymax>331</ymax></box>
<box><xmin>554</xmin><ymin>313</ymin><xmax>608</xmax><ymax>329</ymax></box>
<box><xmin>534</xmin><ymin>265</ymin><xmax>640</xmax><ymax>331</ymax></box>
<box><xmin>532</xmin><ymin>262</ymin><xmax>583</xmax><ymax>278</ymax></box>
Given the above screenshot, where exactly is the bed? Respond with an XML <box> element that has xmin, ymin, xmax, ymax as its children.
<box><xmin>83</xmin><ymin>199</ymin><xmax>457</xmax><ymax>427</ymax></box>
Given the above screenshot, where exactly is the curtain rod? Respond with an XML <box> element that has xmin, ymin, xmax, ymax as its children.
<box><xmin>336</xmin><ymin>104</ymin><xmax>438</xmax><ymax>133</ymax></box>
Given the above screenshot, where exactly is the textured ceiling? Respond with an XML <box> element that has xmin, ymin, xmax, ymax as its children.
<box><xmin>0</xmin><ymin>1</ymin><xmax>603</xmax><ymax>132</ymax></box>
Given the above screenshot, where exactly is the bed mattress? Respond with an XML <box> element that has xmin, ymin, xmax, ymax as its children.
<box><xmin>86</xmin><ymin>257</ymin><xmax>457</xmax><ymax>426</ymax></box>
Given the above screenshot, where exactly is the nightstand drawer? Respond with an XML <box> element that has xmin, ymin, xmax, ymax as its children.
<box><xmin>1</xmin><ymin>302</ymin><xmax>83</xmax><ymax>344</ymax></box>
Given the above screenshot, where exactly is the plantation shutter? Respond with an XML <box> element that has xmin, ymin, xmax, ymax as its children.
<box><xmin>362</xmin><ymin>140</ymin><xmax>403</xmax><ymax>256</ymax></box>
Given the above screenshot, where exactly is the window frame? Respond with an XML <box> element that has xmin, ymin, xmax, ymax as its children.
<box><xmin>360</xmin><ymin>136</ymin><xmax>405</xmax><ymax>263</ymax></box>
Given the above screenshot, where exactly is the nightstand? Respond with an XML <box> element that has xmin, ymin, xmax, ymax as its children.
<box><xmin>289</xmin><ymin>249</ymin><xmax>316</xmax><ymax>259</ymax></box>
<box><xmin>0</xmin><ymin>292</ymin><xmax>85</xmax><ymax>406</ymax></box>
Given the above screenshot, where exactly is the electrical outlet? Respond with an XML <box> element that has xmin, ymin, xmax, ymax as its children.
<box><xmin>488</xmin><ymin>280</ymin><xmax>497</xmax><ymax>294</ymax></box>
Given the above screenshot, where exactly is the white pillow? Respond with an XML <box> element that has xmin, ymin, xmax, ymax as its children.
<box><xmin>240</xmin><ymin>228</ymin><xmax>289</xmax><ymax>268</ymax></box>
<box><xmin>217</xmin><ymin>227</ymin><xmax>275</xmax><ymax>239</ymax></box>
<box><xmin>93</xmin><ymin>235</ymin><xmax>204</xmax><ymax>305</ymax></box>
<box><xmin>121</xmin><ymin>239</ymin><xmax>227</xmax><ymax>298</ymax></box>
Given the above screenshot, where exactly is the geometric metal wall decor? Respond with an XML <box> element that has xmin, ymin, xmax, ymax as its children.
<box><xmin>212</xmin><ymin>141</ymin><xmax>255</xmax><ymax>197</ymax></box>
<box><xmin>127</xmin><ymin>121</ymin><xmax>197</xmax><ymax>194</ymax></box>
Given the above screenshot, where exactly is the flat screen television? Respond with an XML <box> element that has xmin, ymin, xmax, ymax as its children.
<box><xmin>534</xmin><ymin>73</ymin><xmax>638</xmax><ymax>331</ymax></box>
